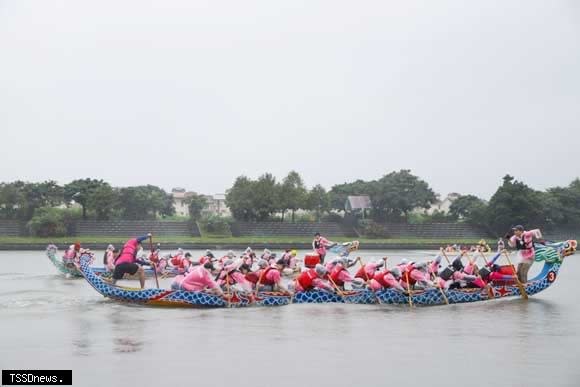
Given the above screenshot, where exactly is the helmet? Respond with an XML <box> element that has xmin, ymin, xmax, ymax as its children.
<box><xmin>414</xmin><ymin>262</ymin><xmax>427</xmax><ymax>271</ymax></box>
<box><xmin>390</xmin><ymin>267</ymin><xmax>402</xmax><ymax>279</ymax></box>
<box><xmin>315</xmin><ymin>264</ymin><xmax>327</xmax><ymax>276</ymax></box>
<box><xmin>257</xmin><ymin>259</ymin><xmax>268</xmax><ymax>269</ymax></box>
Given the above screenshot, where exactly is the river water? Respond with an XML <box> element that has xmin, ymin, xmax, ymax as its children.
<box><xmin>0</xmin><ymin>249</ymin><xmax>579</xmax><ymax>387</ymax></box>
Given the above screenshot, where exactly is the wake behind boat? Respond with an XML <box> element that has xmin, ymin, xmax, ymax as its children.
<box><xmin>72</xmin><ymin>240</ymin><xmax>577</xmax><ymax>308</ymax></box>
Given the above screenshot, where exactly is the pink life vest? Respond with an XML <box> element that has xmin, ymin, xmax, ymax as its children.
<box><xmin>115</xmin><ymin>239</ymin><xmax>139</xmax><ymax>265</ymax></box>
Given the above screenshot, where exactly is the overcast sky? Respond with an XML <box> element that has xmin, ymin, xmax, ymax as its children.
<box><xmin>1</xmin><ymin>0</ymin><xmax>578</xmax><ymax>199</ymax></box>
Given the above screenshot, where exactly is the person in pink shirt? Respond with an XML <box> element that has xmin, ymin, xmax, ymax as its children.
<box><xmin>329</xmin><ymin>258</ymin><xmax>354</xmax><ymax>290</ymax></box>
<box><xmin>251</xmin><ymin>259</ymin><xmax>293</xmax><ymax>294</ymax></box>
<box><xmin>508</xmin><ymin>225</ymin><xmax>542</xmax><ymax>282</ymax></box>
<box><xmin>409</xmin><ymin>262</ymin><xmax>434</xmax><ymax>288</ymax></box>
<box><xmin>242</xmin><ymin>247</ymin><xmax>256</xmax><ymax>267</ymax></box>
<box><xmin>216</xmin><ymin>259</ymin><xmax>253</xmax><ymax>293</ymax></box>
<box><xmin>369</xmin><ymin>267</ymin><xmax>406</xmax><ymax>292</ymax></box>
<box><xmin>63</xmin><ymin>242</ymin><xmax>81</xmax><ymax>268</ymax></box>
<box><xmin>312</xmin><ymin>233</ymin><xmax>335</xmax><ymax>264</ymax></box>
<box><xmin>295</xmin><ymin>264</ymin><xmax>334</xmax><ymax>292</ymax></box>
<box><xmin>355</xmin><ymin>260</ymin><xmax>385</xmax><ymax>282</ymax></box>
<box><xmin>171</xmin><ymin>259</ymin><xmax>223</xmax><ymax>296</ymax></box>
<box><xmin>113</xmin><ymin>234</ymin><xmax>152</xmax><ymax>288</ymax></box>
<box><xmin>103</xmin><ymin>244</ymin><xmax>116</xmax><ymax>273</ymax></box>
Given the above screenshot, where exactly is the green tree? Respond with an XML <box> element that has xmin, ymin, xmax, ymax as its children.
<box><xmin>252</xmin><ymin>173</ymin><xmax>279</xmax><ymax>221</ymax></box>
<box><xmin>18</xmin><ymin>181</ymin><xmax>64</xmax><ymax>220</ymax></box>
<box><xmin>118</xmin><ymin>185</ymin><xmax>173</xmax><ymax>220</ymax></box>
<box><xmin>187</xmin><ymin>193</ymin><xmax>208</xmax><ymax>220</ymax></box>
<box><xmin>64</xmin><ymin>178</ymin><xmax>109</xmax><ymax>219</ymax></box>
<box><xmin>449</xmin><ymin>194</ymin><xmax>488</xmax><ymax>223</ymax></box>
<box><xmin>542</xmin><ymin>178</ymin><xmax>580</xmax><ymax>226</ymax></box>
<box><xmin>305</xmin><ymin>184</ymin><xmax>331</xmax><ymax>222</ymax></box>
<box><xmin>87</xmin><ymin>184</ymin><xmax>119</xmax><ymax>220</ymax></box>
<box><xmin>226</xmin><ymin>176</ymin><xmax>256</xmax><ymax>221</ymax></box>
<box><xmin>487</xmin><ymin>175</ymin><xmax>547</xmax><ymax>235</ymax></box>
<box><xmin>225</xmin><ymin>174</ymin><xmax>280</xmax><ymax>221</ymax></box>
<box><xmin>370</xmin><ymin>170</ymin><xmax>437</xmax><ymax>221</ymax></box>
<box><xmin>0</xmin><ymin>182</ymin><xmax>26</xmax><ymax>219</ymax></box>
<box><xmin>279</xmin><ymin>171</ymin><xmax>307</xmax><ymax>222</ymax></box>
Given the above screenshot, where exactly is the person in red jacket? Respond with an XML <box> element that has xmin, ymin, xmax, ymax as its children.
<box><xmin>295</xmin><ymin>264</ymin><xmax>334</xmax><ymax>292</ymax></box>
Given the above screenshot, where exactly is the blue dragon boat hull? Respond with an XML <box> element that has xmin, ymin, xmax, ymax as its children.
<box><xmin>73</xmin><ymin>241</ymin><xmax>576</xmax><ymax>308</ymax></box>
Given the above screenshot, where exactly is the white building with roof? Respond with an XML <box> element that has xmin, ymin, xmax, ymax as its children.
<box><xmin>171</xmin><ymin>188</ymin><xmax>231</xmax><ymax>218</ymax></box>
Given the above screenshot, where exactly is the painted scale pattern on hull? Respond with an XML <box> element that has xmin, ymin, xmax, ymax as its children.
<box><xmin>73</xmin><ymin>239</ymin><xmax>574</xmax><ymax>308</ymax></box>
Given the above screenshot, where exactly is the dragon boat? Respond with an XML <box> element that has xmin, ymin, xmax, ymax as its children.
<box><xmin>74</xmin><ymin>240</ymin><xmax>576</xmax><ymax>308</ymax></box>
<box><xmin>46</xmin><ymin>245</ymin><xmax>179</xmax><ymax>279</ymax></box>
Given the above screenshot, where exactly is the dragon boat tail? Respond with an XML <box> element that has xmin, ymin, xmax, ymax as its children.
<box><xmin>46</xmin><ymin>245</ymin><xmax>178</xmax><ymax>280</ymax></box>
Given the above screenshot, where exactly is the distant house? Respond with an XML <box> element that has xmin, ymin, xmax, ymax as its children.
<box><xmin>172</xmin><ymin>188</ymin><xmax>194</xmax><ymax>217</ymax></box>
<box><xmin>202</xmin><ymin>193</ymin><xmax>231</xmax><ymax>217</ymax></box>
<box><xmin>424</xmin><ymin>193</ymin><xmax>460</xmax><ymax>215</ymax></box>
<box><xmin>345</xmin><ymin>195</ymin><xmax>372</xmax><ymax>218</ymax></box>
<box><xmin>171</xmin><ymin>188</ymin><xmax>230</xmax><ymax>217</ymax></box>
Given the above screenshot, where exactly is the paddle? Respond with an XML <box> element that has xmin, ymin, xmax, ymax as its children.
<box><xmin>254</xmin><ymin>268</ymin><xmax>266</xmax><ymax>298</ymax></box>
<box><xmin>327</xmin><ymin>275</ymin><xmax>345</xmax><ymax>298</ymax></box>
<box><xmin>225</xmin><ymin>273</ymin><xmax>231</xmax><ymax>308</ymax></box>
<box><xmin>439</xmin><ymin>248</ymin><xmax>452</xmax><ymax>265</ymax></box>
<box><xmin>148</xmin><ymin>235</ymin><xmax>159</xmax><ymax>288</ymax></box>
<box><xmin>403</xmin><ymin>271</ymin><xmax>414</xmax><ymax>308</ymax></box>
<box><xmin>501</xmin><ymin>249</ymin><xmax>528</xmax><ymax>300</ymax></box>
<box><xmin>356</xmin><ymin>257</ymin><xmax>381</xmax><ymax>304</ymax></box>
<box><xmin>428</xmin><ymin>260</ymin><xmax>449</xmax><ymax>305</ymax></box>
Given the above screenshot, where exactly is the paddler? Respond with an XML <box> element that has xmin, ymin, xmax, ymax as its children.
<box><xmin>328</xmin><ymin>257</ymin><xmax>355</xmax><ymax>290</ymax></box>
<box><xmin>216</xmin><ymin>259</ymin><xmax>253</xmax><ymax>293</ymax></box>
<box><xmin>295</xmin><ymin>264</ymin><xmax>334</xmax><ymax>292</ymax></box>
<box><xmin>103</xmin><ymin>244</ymin><xmax>116</xmax><ymax>273</ymax></box>
<box><xmin>257</xmin><ymin>258</ymin><xmax>290</xmax><ymax>293</ymax></box>
<box><xmin>507</xmin><ymin>225</ymin><xmax>543</xmax><ymax>283</ymax></box>
<box><xmin>62</xmin><ymin>242</ymin><xmax>81</xmax><ymax>267</ymax></box>
<box><xmin>354</xmin><ymin>259</ymin><xmax>385</xmax><ymax>282</ymax></box>
<box><xmin>112</xmin><ymin>233</ymin><xmax>153</xmax><ymax>289</ymax></box>
<box><xmin>171</xmin><ymin>256</ymin><xmax>224</xmax><ymax>296</ymax></box>
<box><xmin>242</xmin><ymin>247</ymin><xmax>256</xmax><ymax>266</ymax></box>
<box><xmin>278</xmin><ymin>249</ymin><xmax>299</xmax><ymax>275</ymax></box>
<box><xmin>400</xmin><ymin>261</ymin><xmax>433</xmax><ymax>289</ymax></box>
<box><xmin>369</xmin><ymin>267</ymin><xmax>406</xmax><ymax>292</ymax></box>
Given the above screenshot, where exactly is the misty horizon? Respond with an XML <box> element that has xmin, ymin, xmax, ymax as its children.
<box><xmin>1</xmin><ymin>1</ymin><xmax>579</xmax><ymax>200</ymax></box>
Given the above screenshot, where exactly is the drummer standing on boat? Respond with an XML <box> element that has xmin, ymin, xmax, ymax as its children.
<box><xmin>507</xmin><ymin>225</ymin><xmax>542</xmax><ymax>283</ymax></box>
<box><xmin>312</xmin><ymin>232</ymin><xmax>334</xmax><ymax>264</ymax></box>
